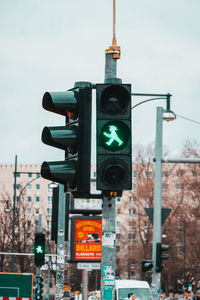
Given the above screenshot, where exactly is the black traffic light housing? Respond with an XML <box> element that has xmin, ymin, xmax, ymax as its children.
<box><xmin>51</xmin><ymin>187</ymin><xmax>69</xmax><ymax>243</ymax></box>
<box><xmin>35</xmin><ymin>276</ymin><xmax>44</xmax><ymax>300</ymax></box>
<box><xmin>141</xmin><ymin>259</ymin><xmax>153</xmax><ymax>272</ymax></box>
<box><xmin>96</xmin><ymin>83</ymin><xmax>132</xmax><ymax>191</ymax></box>
<box><xmin>156</xmin><ymin>242</ymin><xmax>169</xmax><ymax>272</ymax></box>
<box><xmin>34</xmin><ymin>233</ymin><xmax>45</xmax><ymax>267</ymax></box>
<box><xmin>41</xmin><ymin>82</ymin><xmax>92</xmax><ymax>193</ymax></box>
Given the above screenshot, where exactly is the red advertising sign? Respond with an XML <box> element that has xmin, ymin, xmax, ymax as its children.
<box><xmin>71</xmin><ymin>216</ymin><xmax>102</xmax><ymax>262</ymax></box>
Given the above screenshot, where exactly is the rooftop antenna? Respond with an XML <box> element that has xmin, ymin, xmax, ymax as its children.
<box><xmin>105</xmin><ymin>0</ymin><xmax>121</xmax><ymax>59</ymax></box>
<box><xmin>104</xmin><ymin>0</ymin><xmax>121</xmax><ymax>82</ymax></box>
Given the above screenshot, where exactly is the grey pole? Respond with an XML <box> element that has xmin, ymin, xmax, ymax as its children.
<box><xmin>152</xmin><ymin>107</ymin><xmax>163</xmax><ymax>298</ymax></box>
<box><xmin>101</xmin><ymin>197</ymin><xmax>116</xmax><ymax>299</ymax></box>
<box><xmin>101</xmin><ymin>2</ymin><xmax>120</xmax><ymax>298</ymax></box>
<box><xmin>55</xmin><ymin>185</ymin><xmax>66</xmax><ymax>300</ymax></box>
<box><xmin>82</xmin><ymin>269</ymin><xmax>88</xmax><ymax>300</ymax></box>
<box><xmin>11</xmin><ymin>154</ymin><xmax>17</xmax><ymax>272</ymax></box>
<box><xmin>47</xmin><ymin>256</ymin><xmax>51</xmax><ymax>300</ymax></box>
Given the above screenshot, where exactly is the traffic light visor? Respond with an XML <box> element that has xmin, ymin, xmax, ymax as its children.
<box><xmin>42</xmin><ymin>91</ymin><xmax>78</xmax><ymax>117</ymax></box>
<box><xmin>41</xmin><ymin>160</ymin><xmax>77</xmax><ymax>188</ymax></box>
<box><xmin>100</xmin><ymin>158</ymin><xmax>128</xmax><ymax>187</ymax></box>
<box><xmin>101</xmin><ymin>85</ymin><xmax>130</xmax><ymax>114</ymax></box>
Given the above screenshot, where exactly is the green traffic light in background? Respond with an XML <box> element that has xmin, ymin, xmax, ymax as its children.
<box><xmin>35</xmin><ymin>245</ymin><xmax>44</xmax><ymax>254</ymax></box>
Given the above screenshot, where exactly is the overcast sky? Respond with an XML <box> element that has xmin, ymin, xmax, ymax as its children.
<box><xmin>0</xmin><ymin>0</ymin><xmax>200</xmax><ymax>165</ymax></box>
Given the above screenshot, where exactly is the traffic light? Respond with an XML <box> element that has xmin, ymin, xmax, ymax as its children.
<box><xmin>35</xmin><ymin>276</ymin><xmax>43</xmax><ymax>300</ymax></box>
<box><xmin>41</xmin><ymin>82</ymin><xmax>92</xmax><ymax>193</ymax></box>
<box><xmin>51</xmin><ymin>186</ymin><xmax>69</xmax><ymax>243</ymax></box>
<box><xmin>34</xmin><ymin>233</ymin><xmax>45</xmax><ymax>267</ymax></box>
<box><xmin>156</xmin><ymin>242</ymin><xmax>169</xmax><ymax>272</ymax></box>
<box><xmin>141</xmin><ymin>259</ymin><xmax>153</xmax><ymax>272</ymax></box>
<box><xmin>96</xmin><ymin>83</ymin><xmax>132</xmax><ymax>191</ymax></box>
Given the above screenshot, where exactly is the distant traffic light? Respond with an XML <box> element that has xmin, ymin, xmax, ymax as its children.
<box><xmin>34</xmin><ymin>233</ymin><xmax>45</xmax><ymax>267</ymax></box>
<box><xmin>141</xmin><ymin>259</ymin><xmax>153</xmax><ymax>272</ymax></box>
<box><xmin>156</xmin><ymin>242</ymin><xmax>169</xmax><ymax>272</ymax></box>
<box><xmin>35</xmin><ymin>276</ymin><xmax>44</xmax><ymax>300</ymax></box>
<box><xmin>51</xmin><ymin>187</ymin><xmax>69</xmax><ymax>243</ymax></box>
<box><xmin>41</xmin><ymin>82</ymin><xmax>92</xmax><ymax>193</ymax></box>
<box><xmin>96</xmin><ymin>83</ymin><xmax>132</xmax><ymax>191</ymax></box>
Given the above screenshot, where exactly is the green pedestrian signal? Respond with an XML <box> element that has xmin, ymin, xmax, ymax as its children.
<box><xmin>100</xmin><ymin>121</ymin><xmax>130</xmax><ymax>151</ymax></box>
<box><xmin>96</xmin><ymin>83</ymin><xmax>132</xmax><ymax>191</ymax></box>
<box><xmin>34</xmin><ymin>233</ymin><xmax>45</xmax><ymax>267</ymax></box>
<box><xmin>35</xmin><ymin>245</ymin><xmax>44</xmax><ymax>254</ymax></box>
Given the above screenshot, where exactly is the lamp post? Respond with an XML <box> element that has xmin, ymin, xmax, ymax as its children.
<box><xmin>132</xmin><ymin>93</ymin><xmax>175</xmax><ymax>298</ymax></box>
<box><xmin>11</xmin><ymin>163</ymin><xmax>41</xmax><ymax>272</ymax></box>
<box><xmin>162</xmin><ymin>222</ymin><xmax>186</xmax><ymax>290</ymax></box>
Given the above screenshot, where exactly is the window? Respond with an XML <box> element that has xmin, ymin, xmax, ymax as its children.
<box><xmin>116</xmin><ymin>233</ymin><xmax>120</xmax><ymax>240</ymax></box>
<box><xmin>163</xmin><ymin>184</ymin><xmax>168</xmax><ymax>193</ymax></box>
<box><xmin>129</xmin><ymin>197</ymin><xmax>136</xmax><ymax>205</ymax></box>
<box><xmin>144</xmin><ymin>197</ymin><xmax>152</xmax><ymax>206</ymax></box>
<box><xmin>26</xmin><ymin>233</ymin><xmax>30</xmax><ymax>238</ymax></box>
<box><xmin>117</xmin><ymin>208</ymin><xmax>121</xmax><ymax>214</ymax></box>
<box><xmin>192</xmin><ymin>196</ymin><xmax>198</xmax><ymax>203</ymax></box>
<box><xmin>36</xmin><ymin>184</ymin><xmax>40</xmax><ymax>190</ymax></box>
<box><xmin>192</xmin><ymin>171</ymin><xmax>197</xmax><ymax>177</ymax></box>
<box><xmin>177</xmin><ymin>170</ymin><xmax>184</xmax><ymax>177</ymax></box>
<box><xmin>145</xmin><ymin>171</ymin><xmax>152</xmax><ymax>178</ymax></box>
<box><xmin>176</xmin><ymin>184</ymin><xmax>183</xmax><ymax>193</ymax></box>
<box><xmin>27</xmin><ymin>208</ymin><xmax>31</xmax><ymax>215</ymax></box>
<box><xmin>130</xmin><ymin>271</ymin><xmax>135</xmax><ymax>279</ymax></box>
<box><xmin>35</xmin><ymin>208</ymin><xmax>39</xmax><ymax>214</ymax></box>
<box><xmin>132</xmin><ymin>184</ymin><xmax>137</xmax><ymax>190</ymax></box>
<box><xmin>14</xmin><ymin>172</ymin><xmax>20</xmax><ymax>177</ymax></box>
<box><xmin>128</xmin><ymin>209</ymin><xmax>136</xmax><ymax>218</ymax></box>
<box><xmin>27</xmin><ymin>220</ymin><xmax>31</xmax><ymax>227</ymax></box>
<box><xmin>176</xmin><ymin>195</ymin><xmax>182</xmax><ymax>202</ymax></box>
<box><xmin>36</xmin><ymin>196</ymin><xmax>40</xmax><ymax>202</ymax></box>
<box><xmin>47</xmin><ymin>220</ymin><xmax>51</xmax><ymax>230</ymax></box>
<box><xmin>116</xmin><ymin>245</ymin><xmax>120</xmax><ymax>252</ymax></box>
<box><xmin>116</xmin><ymin>197</ymin><xmax>121</xmax><ymax>203</ymax></box>
<box><xmin>28</xmin><ymin>173</ymin><xmax>32</xmax><ymax>178</ymax></box>
<box><xmin>27</xmin><ymin>196</ymin><xmax>31</xmax><ymax>202</ymax></box>
<box><xmin>128</xmin><ymin>233</ymin><xmax>136</xmax><ymax>241</ymax></box>
<box><xmin>48</xmin><ymin>196</ymin><xmax>52</xmax><ymax>205</ymax></box>
<box><xmin>130</xmin><ymin>263</ymin><xmax>136</xmax><ymax>269</ymax></box>
<box><xmin>93</xmin><ymin>171</ymin><xmax>96</xmax><ymax>178</ymax></box>
<box><xmin>36</xmin><ymin>173</ymin><xmax>40</xmax><ymax>178</ymax></box>
<box><xmin>28</xmin><ymin>184</ymin><xmax>32</xmax><ymax>190</ymax></box>
<box><xmin>162</xmin><ymin>171</ymin><xmax>168</xmax><ymax>177</ymax></box>
<box><xmin>116</xmin><ymin>221</ymin><xmax>120</xmax><ymax>227</ymax></box>
<box><xmin>47</xmin><ymin>208</ymin><xmax>52</xmax><ymax>216</ymax></box>
<box><xmin>132</xmin><ymin>171</ymin><xmax>137</xmax><ymax>177</ymax></box>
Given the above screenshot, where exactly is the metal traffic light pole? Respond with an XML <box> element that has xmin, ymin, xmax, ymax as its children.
<box><xmin>101</xmin><ymin>1</ymin><xmax>120</xmax><ymax>299</ymax></box>
<box><xmin>55</xmin><ymin>185</ymin><xmax>66</xmax><ymax>300</ymax></box>
<box><xmin>151</xmin><ymin>107</ymin><xmax>163</xmax><ymax>299</ymax></box>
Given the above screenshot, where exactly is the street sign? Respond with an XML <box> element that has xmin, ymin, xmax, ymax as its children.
<box><xmin>77</xmin><ymin>263</ymin><xmax>101</xmax><ymax>270</ymax></box>
<box><xmin>0</xmin><ymin>272</ymin><xmax>33</xmax><ymax>298</ymax></box>
<box><xmin>70</xmin><ymin>216</ymin><xmax>102</xmax><ymax>262</ymax></box>
<box><xmin>144</xmin><ymin>208</ymin><xmax>171</xmax><ymax>225</ymax></box>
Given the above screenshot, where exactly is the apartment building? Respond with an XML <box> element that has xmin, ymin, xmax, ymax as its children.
<box><xmin>0</xmin><ymin>161</ymin><xmax>199</xmax><ymax>286</ymax></box>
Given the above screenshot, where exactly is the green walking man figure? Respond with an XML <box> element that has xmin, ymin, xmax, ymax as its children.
<box><xmin>103</xmin><ymin>125</ymin><xmax>123</xmax><ymax>147</ymax></box>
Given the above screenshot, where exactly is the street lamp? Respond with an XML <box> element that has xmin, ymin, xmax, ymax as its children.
<box><xmin>132</xmin><ymin>92</ymin><xmax>175</xmax><ymax>299</ymax></box>
<box><xmin>11</xmin><ymin>171</ymin><xmax>41</xmax><ymax>272</ymax></box>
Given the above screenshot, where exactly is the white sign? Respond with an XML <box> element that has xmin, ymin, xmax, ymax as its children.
<box><xmin>77</xmin><ymin>263</ymin><xmax>101</xmax><ymax>270</ymax></box>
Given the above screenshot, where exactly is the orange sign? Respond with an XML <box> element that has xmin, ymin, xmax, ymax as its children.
<box><xmin>74</xmin><ymin>218</ymin><xmax>102</xmax><ymax>261</ymax></box>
